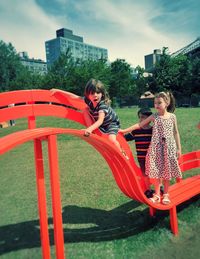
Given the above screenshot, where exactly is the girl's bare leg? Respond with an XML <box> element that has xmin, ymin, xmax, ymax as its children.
<box><xmin>108</xmin><ymin>134</ymin><xmax>121</xmax><ymax>150</ymax></box>
<box><xmin>108</xmin><ymin>134</ymin><xmax>129</xmax><ymax>160</ymax></box>
<box><xmin>163</xmin><ymin>179</ymin><xmax>170</xmax><ymax>194</ymax></box>
<box><xmin>154</xmin><ymin>179</ymin><xmax>161</xmax><ymax>196</ymax></box>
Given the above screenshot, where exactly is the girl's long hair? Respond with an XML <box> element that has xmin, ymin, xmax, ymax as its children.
<box><xmin>84</xmin><ymin>79</ymin><xmax>111</xmax><ymax>105</ymax></box>
<box><xmin>155</xmin><ymin>91</ymin><xmax>176</xmax><ymax>112</ymax></box>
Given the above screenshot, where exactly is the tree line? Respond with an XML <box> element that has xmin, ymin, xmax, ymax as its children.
<box><xmin>0</xmin><ymin>40</ymin><xmax>199</xmax><ymax>106</ymax></box>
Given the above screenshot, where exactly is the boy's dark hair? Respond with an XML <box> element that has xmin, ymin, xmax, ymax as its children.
<box><xmin>137</xmin><ymin>108</ymin><xmax>152</xmax><ymax>117</ymax></box>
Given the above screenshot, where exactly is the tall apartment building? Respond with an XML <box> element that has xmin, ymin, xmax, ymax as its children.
<box><xmin>19</xmin><ymin>52</ymin><xmax>47</xmax><ymax>75</ymax></box>
<box><xmin>144</xmin><ymin>49</ymin><xmax>161</xmax><ymax>71</ymax></box>
<box><xmin>45</xmin><ymin>28</ymin><xmax>108</xmax><ymax>66</ymax></box>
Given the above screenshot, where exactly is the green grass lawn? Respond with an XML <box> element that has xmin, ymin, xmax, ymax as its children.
<box><xmin>0</xmin><ymin>107</ymin><xmax>200</xmax><ymax>259</ymax></box>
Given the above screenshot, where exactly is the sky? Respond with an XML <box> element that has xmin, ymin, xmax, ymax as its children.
<box><xmin>0</xmin><ymin>0</ymin><xmax>199</xmax><ymax>67</ymax></box>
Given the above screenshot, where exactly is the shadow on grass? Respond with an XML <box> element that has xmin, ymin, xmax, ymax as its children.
<box><xmin>0</xmin><ymin>196</ymin><xmax>199</xmax><ymax>255</ymax></box>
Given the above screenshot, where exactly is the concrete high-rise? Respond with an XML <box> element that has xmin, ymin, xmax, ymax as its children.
<box><xmin>144</xmin><ymin>49</ymin><xmax>161</xmax><ymax>71</ymax></box>
<box><xmin>45</xmin><ymin>28</ymin><xmax>108</xmax><ymax>66</ymax></box>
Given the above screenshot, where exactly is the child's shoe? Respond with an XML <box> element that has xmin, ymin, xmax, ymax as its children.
<box><xmin>144</xmin><ymin>189</ymin><xmax>153</xmax><ymax>198</ymax></box>
<box><xmin>162</xmin><ymin>193</ymin><xmax>171</xmax><ymax>205</ymax></box>
<box><xmin>149</xmin><ymin>194</ymin><xmax>161</xmax><ymax>203</ymax></box>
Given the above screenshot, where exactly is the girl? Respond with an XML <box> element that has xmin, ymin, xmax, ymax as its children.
<box><xmin>119</xmin><ymin>91</ymin><xmax>182</xmax><ymax>204</ymax></box>
<box><xmin>51</xmin><ymin>79</ymin><xmax>129</xmax><ymax>159</ymax></box>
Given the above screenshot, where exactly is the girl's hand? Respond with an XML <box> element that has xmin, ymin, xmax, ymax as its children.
<box><xmin>50</xmin><ymin>88</ymin><xmax>58</xmax><ymax>96</ymax></box>
<box><xmin>177</xmin><ymin>150</ymin><xmax>182</xmax><ymax>159</ymax></box>
<box><xmin>84</xmin><ymin>128</ymin><xmax>92</xmax><ymax>137</ymax></box>
<box><xmin>118</xmin><ymin>129</ymin><xmax>125</xmax><ymax>134</ymax></box>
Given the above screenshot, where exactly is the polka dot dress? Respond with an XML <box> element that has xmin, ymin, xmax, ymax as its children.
<box><xmin>145</xmin><ymin>113</ymin><xmax>182</xmax><ymax>180</ymax></box>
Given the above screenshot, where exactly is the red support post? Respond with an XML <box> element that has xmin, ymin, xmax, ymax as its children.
<box><xmin>34</xmin><ymin>139</ymin><xmax>51</xmax><ymax>259</ymax></box>
<box><xmin>27</xmin><ymin>100</ymin><xmax>36</xmax><ymax>129</ymax></box>
<box><xmin>48</xmin><ymin>134</ymin><xmax>65</xmax><ymax>259</ymax></box>
<box><xmin>28</xmin><ymin>116</ymin><xmax>36</xmax><ymax>129</ymax></box>
<box><xmin>170</xmin><ymin>206</ymin><xmax>179</xmax><ymax>235</ymax></box>
<box><xmin>149</xmin><ymin>206</ymin><xmax>156</xmax><ymax>217</ymax></box>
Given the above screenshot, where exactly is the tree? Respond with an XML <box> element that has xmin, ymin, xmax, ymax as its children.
<box><xmin>43</xmin><ymin>53</ymin><xmax>111</xmax><ymax>96</ymax></box>
<box><xmin>134</xmin><ymin>66</ymin><xmax>150</xmax><ymax>96</ymax></box>
<box><xmin>42</xmin><ymin>49</ymin><xmax>76</xmax><ymax>90</ymax></box>
<box><xmin>0</xmin><ymin>40</ymin><xmax>25</xmax><ymax>91</ymax></box>
<box><xmin>149</xmin><ymin>47</ymin><xmax>193</xmax><ymax>98</ymax></box>
<box><xmin>189</xmin><ymin>57</ymin><xmax>200</xmax><ymax>95</ymax></box>
<box><xmin>109</xmin><ymin>59</ymin><xmax>134</xmax><ymax>99</ymax></box>
<box><xmin>71</xmin><ymin>59</ymin><xmax>111</xmax><ymax>96</ymax></box>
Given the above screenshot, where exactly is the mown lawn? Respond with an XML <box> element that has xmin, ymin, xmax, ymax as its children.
<box><xmin>0</xmin><ymin>107</ymin><xmax>199</xmax><ymax>259</ymax></box>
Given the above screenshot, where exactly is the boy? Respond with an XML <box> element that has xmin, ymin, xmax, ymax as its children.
<box><xmin>124</xmin><ymin>108</ymin><xmax>153</xmax><ymax>198</ymax></box>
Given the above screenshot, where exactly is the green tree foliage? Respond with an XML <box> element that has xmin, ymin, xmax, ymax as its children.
<box><xmin>0</xmin><ymin>40</ymin><xmax>45</xmax><ymax>92</ymax></box>
<box><xmin>109</xmin><ymin>59</ymin><xmax>134</xmax><ymax>98</ymax></box>
<box><xmin>1</xmin><ymin>39</ymin><xmax>199</xmax><ymax>106</ymax></box>
<box><xmin>70</xmin><ymin>58</ymin><xmax>111</xmax><ymax>96</ymax></box>
<box><xmin>42</xmin><ymin>49</ymin><xmax>76</xmax><ymax>91</ymax></box>
<box><xmin>0</xmin><ymin>41</ymin><xmax>24</xmax><ymax>91</ymax></box>
<box><xmin>133</xmin><ymin>66</ymin><xmax>149</xmax><ymax>96</ymax></box>
<box><xmin>189</xmin><ymin>57</ymin><xmax>200</xmax><ymax>95</ymax></box>
<box><xmin>43</xmin><ymin>50</ymin><xmax>111</xmax><ymax>96</ymax></box>
<box><xmin>149</xmin><ymin>47</ymin><xmax>200</xmax><ymax>99</ymax></box>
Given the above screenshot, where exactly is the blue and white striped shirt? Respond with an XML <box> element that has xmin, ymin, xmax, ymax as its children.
<box><xmin>84</xmin><ymin>97</ymin><xmax>120</xmax><ymax>134</ymax></box>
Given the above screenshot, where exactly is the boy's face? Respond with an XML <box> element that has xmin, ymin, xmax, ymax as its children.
<box><xmin>138</xmin><ymin>113</ymin><xmax>148</xmax><ymax>123</ymax></box>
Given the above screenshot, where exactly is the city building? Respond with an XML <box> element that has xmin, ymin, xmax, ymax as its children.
<box><xmin>19</xmin><ymin>52</ymin><xmax>47</xmax><ymax>75</ymax></box>
<box><xmin>171</xmin><ymin>37</ymin><xmax>200</xmax><ymax>58</ymax></box>
<box><xmin>144</xmin><ymin>49</ymin><xmax>161</xmax><ymax>71</ymax></box>
<box><xmin>45</xmin><ymin>28</ymin><xmax>108</xmax><ymax>66</ymax></box>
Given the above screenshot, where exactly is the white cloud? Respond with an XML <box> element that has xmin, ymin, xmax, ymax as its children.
<box><xmin>0</xmin><ymin>0</ymin><xmax>197</xmax><ymax>66</ymax></box>
<box><xmin>0</xmin><ymin>0</ymin><xmax>60</xmax><ymax>60</ymax></box>
<box><xmin>64</xmin><ymin>0</ymin><xmax>194</xmax><ymax>66</ymax></box>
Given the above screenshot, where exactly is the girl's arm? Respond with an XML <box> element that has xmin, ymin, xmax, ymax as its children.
<box><xmin>119</xmin><ymin>114</ymin><xmax>154</xmax><ymax>134</ymax></box>
<box><xmin>174</xmin><ymin>116</ymin><xmax>182</xmax><ymax>159</ymax></box>
<box><xmin>84</xmin><ymin>111</ymin><xmax>105</xmax><ymax>136</ymax></box>
<box><xmin>50</xmin><ymin>88</ymin><xmax>81</xmax><ymax>99</ymax></box>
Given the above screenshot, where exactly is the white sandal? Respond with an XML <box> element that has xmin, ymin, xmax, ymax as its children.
<box><xmin>162</xmin><ymin>193</ymin><xmax>171</xmax><ymax>205</ymax></box>
<box><xmin>149</xmin><ymin>194</ymin><xmax>160</xmax><ymax>203</ymax></box>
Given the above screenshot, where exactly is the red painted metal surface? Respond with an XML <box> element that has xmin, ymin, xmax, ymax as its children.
<box><xmin>34</xmin><ymin>139</ymin><xmax>51</xmax><ymax>259</ymax></box>
<box><xmin>0</xmin><ymin>90</ymin><xmax>200</xmax><ymax>258</ymax></box>
<box><xmin>48</xmin><ymin>135</ymin><xmax>65</xmax><ymax>259</ymax></box>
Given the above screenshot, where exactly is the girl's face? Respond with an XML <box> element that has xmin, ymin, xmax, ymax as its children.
<box><xmin>88</xmin><ymin>91</ymin><xmax>103</xmax><ymax>105</ymax></box>
<box><xmin>154</xmin><ymin>97</ymin><xmax>168</xmax><ymax>112</ymax></box>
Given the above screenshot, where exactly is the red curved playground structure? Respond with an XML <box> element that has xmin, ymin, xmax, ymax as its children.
<box><xmin>0</xmin><ymin>90</ymin><xmax>199</xmax><ymax>259</ymax></box>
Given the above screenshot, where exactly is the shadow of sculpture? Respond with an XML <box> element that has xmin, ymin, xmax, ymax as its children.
<box><xmin>0</xmin><ymin>196</ymin><xmax>199</xmax><ymax>255</ymax></box>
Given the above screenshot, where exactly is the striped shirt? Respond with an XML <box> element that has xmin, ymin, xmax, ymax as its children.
<box><xmin>125</xmin><ymin>127</ymin><xmax>152</xmax><ymax>161</ymax></box>
<box><xmin>84</xmin><ymin>97</ymin><xmax>120</xmax><ymax>134</ymax></box>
